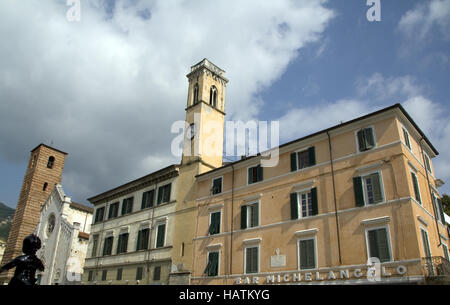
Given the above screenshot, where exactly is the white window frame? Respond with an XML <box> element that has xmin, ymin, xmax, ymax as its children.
<box><xmin>293</xmin><ymin>146</ymin><xmax>312</xmax><ymax>171</ymax></box>
<box><xmin>360</xmin><ymin>170</ymin><xmax>385</xmax><ymax>206</ymax></box>
<box><xmin>364</xmin><ymin>225</ymin><xmax>393</xmax><ymax>263</ymax></box>
<box><xmin>401</xmin><ymin>126</ymin><xmax>412</xmax><ymax>152</ymax></box>
<box><xmin>209</xmin><ymin>210</ymin><xmax>222</xmax><ymax>235</ymax></box>
<box><xmin>297</xmin><ymin>236</ymin><xmax>318</xmax><ymax>270</ymax></box>
<box><xmin>211</xmin><ymin>176</ymin><xmax>223</xmax><ymax>195</ymax></box>
<box><xmin>442</xmin><ymin>243</ymin><xmax>450</xmax><ymax>261</ymax></box>
<box><xmin>206</xmin><ymin>250</ymin><xmax>220</xmax><ymax>277</ymax></box>
<box><xmin>244</xmin><ymin>244</ymin><xmax>260</xmax><ymax>275</ymax></box>
<box><xmin>423</xmin><ymin>152</ymin><xmax>433</xmax><ymax>175</ymax></box>
<box><xmin>432</xmin><ymin>193</ymin><xmax>444</xmax><ymax>224</ymax></box>
<box><xmin>155</xmin><ymin>222</ymin><xmax>166</xmax><ymax>248</ymax></box>
<box><xmin>243</xmin><ymin>201</ymin><xmax>260</xmax><ymax>229</ymax></box>
<box><xmin>410</xmin><ymin>171</ymin><xmax>422</xmax><ymax>205</ymax></box>
<box><xmin>354</xmin><ymin>125</ymin><xmax>377</xmax><ymax>153</ymax></box>
<box><xmin>296</xmin><ymin>188</ymin><xmax>314</xmax><ymax>219</ymax></box>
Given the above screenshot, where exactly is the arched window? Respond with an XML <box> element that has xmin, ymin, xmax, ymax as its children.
<box><xmin>209</xmin><ymin>86</ymin><xmax>217</xmax><ymax>108</ymax></box>
<box><xmin>47</xmin><ymin>156</ymin><xmax>55</xmax><ymax>169</ymax></box>
<box><xmin>193</xmin><ymin>83</ymin><xmax>199</xmax><ymax>105</ymax></box>
<box><xmin>43</xmin><ymin>182</ymin><xmax>48</xmax><ymax>191</ymax></box>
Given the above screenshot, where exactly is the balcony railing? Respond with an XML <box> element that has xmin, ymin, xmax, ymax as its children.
<box><xmin>422</xmin><ymin>256</ymin><xmax>450</xmax><ymax>277</ymax></box>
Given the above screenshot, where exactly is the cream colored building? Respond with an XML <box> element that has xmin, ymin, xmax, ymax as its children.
<box><xmin>35</xmin><ymin>184</ymin><xmax>93</xmax><ymax>285</ymax></box>
<box><xmin>192</xmin><ymin>104</ymin><xmax>450</xmax><ymax>285</ymax></box>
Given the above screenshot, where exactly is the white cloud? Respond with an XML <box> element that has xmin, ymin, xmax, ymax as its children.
<box><xmin>0</xmin><ymin>0</ymin><xmax>334</xmax><ymax>203</ymax></box>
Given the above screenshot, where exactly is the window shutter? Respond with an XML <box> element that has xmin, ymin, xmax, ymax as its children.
<box><xmin>311</xmin><ymin>187</ymin><xmax>318</xmax><ymax>215</ymax></box>
<box><xmin>136</xmin><ymin>230</ymin><xmax>142</xmax><ymax>251</ymax></box>
<box><xmin>371</xmin><ymin>173</ymin><xmax>383</xmax><ymax>203</ymax></box>
<box><xmin>290</xmin><ymin>193</ymin><xmax>298</xmax><ymax>220</ymax></box>
<box><xmin>291</xmin><ymin>152</ymin><xmax>297</xmax><ymax>172</ymax></box>
<box><xmin>165</xmin><ymin>184</ymin><xmax>172</xmax><ymax>202</ymax></box>
<box><xmin>353</xmin><ymin>177</ymin><xmax>365</xmax><ymax>207</ymax></box>
<box><xmin>357</xmin><ymin>130</ymin><xmax>365</xmax><ymax>151</ymax></box>
<box><xmin>248</xmin><ymin>168</ymin><xmax>253</xmax><ymax>184</ymax></box>
<box><xmin>117</xmin><ymin>235</ymin><xmax>122</xmax><ymax>254</ymax></box>
<box><xmin>141</xmin><ymin>192</ymin><xmax>148</xmax><ymax>209</ymax></box>
<box><xmin>376</xmin><ymin>229</ymin><xmax>390</xmax><ymax>262</ymax></box>
<box><xmin>411</xmin><ymin>173</ymin><xmax>421</xmax><ymax>203</ymax></box>
<box><xmin>368</xmin><ymin>230</ymin><xmax>379</xmax><ymax>259</ymax></box>
<box><xmin>208</xmin><ymin>252</ymin><xmax>219</xmax><ymax>276</ymax></box>
<box><xmin>121</xmin><ymin>200</ymin><xmax>127</xmax><ymax>215</ymax></box>
<box><xmin>241</xmin><ymin>206</ymin><xmax>247</xmax><ymax>229</ymax></box>
<box><xmin>149</xmin><ymin>190</ymin><xmax>155</xmax><ymax>207</ymax></box>
<box><xmin>300</xmin><ymin>239</ymin><xmax>315</xmax><ymax>269</ymax></box>
<box><xmin>250</xmin><ymin>204</ymin><xmax>259</xmax><ymax>227</ymax></box>
<box><xmin>364</xmin><ymin>128</ymin><xmax>375</xmax><ymax>149</ymax></box>
<box><xmin>143</xmin><ymin>229</ymin><xmax>149</xmax><ymax>250</ymax></box>
<box><xmin>421</xmin><ymin>230</ymin><xmax>432</xmax><ymax>258</ymax></box>
<box><xmin>437</xmin><ymin>198</ymin><xmax>445</xmax><ymax>224</ymax></box>
<box><xmin>403</xmin><ymin>129</ymin><xmax>411</xmax><ymax>149</ymax></box>
<box><xmin>156</xmin><ymin>224</ymin><xmax>165</xmax><ymax>248</ymax></box>
<box><xmin>257</xmin><ymin>166</ymin><xmax>263</xmax><ymax>182</ymax></box>
<box><xmin>308</xmin><ymin>147</ymin><xmax>316</xmax><ymax>166</ymax></box>
<box><xmin>157</xmin><ymin>186</ymin><xmax>163</xmax><ymax>205</ymax></box>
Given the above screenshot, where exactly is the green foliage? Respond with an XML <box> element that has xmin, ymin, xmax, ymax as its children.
<box><xmin>442</xmin><ymin>194</ymin><xmax>450</xmax><ymax>216</ymax></box>
<box><xmin>0</xmin><ymin>202</ymin><xmax>14</xmax><ymax>242</ymax></box>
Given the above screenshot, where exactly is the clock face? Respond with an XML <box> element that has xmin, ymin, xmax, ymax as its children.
<box><xmin>186</xmin><ymin>123</ymin><xmax>196</xmax><ymax>140</ymax></box>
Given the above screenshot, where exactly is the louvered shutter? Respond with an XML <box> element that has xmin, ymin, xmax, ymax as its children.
<box><xmin>438</xmin><ymin>198</ymin><xmax>445</xmax><ymax>224</ymax></box>
<box><xmin>371</xmin><ymin>173</ymin><xmax>383</xmax><ymax>203</ymax></box>
<box><xmin>141</xmin><ymin>192</ymin><xmax>148</xmax><ymax>209</ymax></box>
<box><xmin>291</xmin><ymin>152</ymin><xmax>297</xmax><ymax>172</ymax></box>
<box><xmin>353</xmin><ymin>177</ymin><xmax>365</xmax><ymax>207</ymax></box>
<box><xmin>364</xmin><ymin>128</ymin><xmax>375</xmax><ymax>149</ymax></box>
<box><xmin>136</xmin><ymin>230</ymin><xmax>142</xmax><ymax>251</ymax></box>
<box><xmin>257</xmin><ymin>166</ymin><xmax>263</xmax><ymax>182</ymax></box>
<box><xmin>248</xmin><ymin>168</ymin><xmax>253</xmax><ymax>184</ymax></box>
<box><xmin>357</xmin><ymin>129</ymin><xmax>365</xmax><ymax>151</ymax></box>
<box><xmin>411</xmin><ymin>173</ymin><xmax>421</xmax><ymax>203</ymax></box>
<box><xmin>308</xmin><ymin>147</ymin><xmax>316</xmax><ymax>166</ymax></box>
<box><xmin>156</xmin><ymin>224</ymin><xmax>165</xmax><ymax>248</ymax></box>
<box><xmin>241</xmin><ymin>206</ymin><xmax>247</xmax><ymax>229</ymax></box>
<box><xmin>311</xmin><ymin>187</ymin><xmax>318</xmax><ymax>215</ymax></box>
<box><xmin>290</xmin><ymin>193</ymin><xmax>298</xmax><ymax>220</ymax></box>
<box><xmin>157</xmin><ymin>186</ymin><xmax>163</xmax><ymax>204</ymax></box>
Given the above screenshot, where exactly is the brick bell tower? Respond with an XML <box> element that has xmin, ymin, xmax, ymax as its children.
<box><xmin>0</xmin><ymin>144</ymin><xmax>67</xmax><ymax>284</ymax></box>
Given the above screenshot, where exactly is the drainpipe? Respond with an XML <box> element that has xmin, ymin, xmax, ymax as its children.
<box><xmin>419</xmin><ymin>139</ymin><xmax>442</xmax><ymax>247</ymax></box>
<box><xmin>229</xmin><ymin>164</ymin><xmax>235</xmax><ymax>277</ymax></box>
<box><xmin>327</xmin><ymin>131</ymin><xmax>342</xmax><ymax>265</ymax></box>
<box><xmin>146</xmin><ymin>180</ymin><xmax>158</xmax><ymax>284</ymax></box>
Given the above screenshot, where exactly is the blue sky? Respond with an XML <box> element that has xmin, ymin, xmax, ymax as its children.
<box><xmin>0</xmin><ymin>0</ymin><xmax>449</xmax><ymax>209</ymax></box>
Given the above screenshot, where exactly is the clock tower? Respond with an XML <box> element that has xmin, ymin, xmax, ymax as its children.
<box><xmin>170</xmin><ymin>59</ymin><xmax>228</xmax><ymax>284</ymax></box>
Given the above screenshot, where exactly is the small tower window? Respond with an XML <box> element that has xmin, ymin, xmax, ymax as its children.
<box><xmin>193</xmin><ymin>83</ymin><xmax>199</xmax><ymax>105</ymax></box>
<box><xmin>209</xmin><ymin>86</ymin><xmax>217</xmax><ymax>108</ymax></box>
<box><xmin>43</xmin><ymin>182</ymin><xmax>48</xmax><ymax>191</ymax></box>
<box><xmin>47</xmin><ymin>156</ymin><xmax>55</xmax><ymax>169</ymax></box>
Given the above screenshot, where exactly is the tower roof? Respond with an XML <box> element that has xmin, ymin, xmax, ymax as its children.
<box><xmin>31</xmin><ymin>143</ymin><xmax>68</xmax><ymax>155</ymax></box>
<box><xmin>187</xmin><ymin>58</ymin><xmax>228</xmax><ymax>82</ymax></box>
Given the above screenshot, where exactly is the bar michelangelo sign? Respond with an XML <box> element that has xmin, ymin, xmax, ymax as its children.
<box><xmin>235</xmin><ymin>263</ymin><xmax>408</xmax><ymax>284</ymax></box>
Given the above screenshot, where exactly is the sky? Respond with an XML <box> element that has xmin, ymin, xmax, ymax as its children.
<box><xmin>0</xmin><ymin>0</ymin><xmax>449</xmax><ymax>209</ymax></box>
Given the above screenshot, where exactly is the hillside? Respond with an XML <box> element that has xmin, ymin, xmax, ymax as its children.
<box><xmin>0</xmin><ymin>202</ymin><xmax>15</xmax><ymax>243</ymax></box>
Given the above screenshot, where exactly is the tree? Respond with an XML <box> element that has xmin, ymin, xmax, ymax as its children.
<box><xmin>442</xmin><ymin>194</ymin><xmax>450</xmax><ymax>216</ymax></box>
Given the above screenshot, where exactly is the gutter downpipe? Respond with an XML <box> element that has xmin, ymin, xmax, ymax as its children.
<box><xmin>229</xmin><ymin>163</ymin><xmax>235</xmax><ymax>278</ymax></box>
<box><xmin>327</xmin><ymin>131</ymin><xmax>342</xmax><ymax>265</ymax></box>
<box><xmin>419</xmin><ymin>138</ymin><xmax>442</xmax><ymax>247</ymax></box>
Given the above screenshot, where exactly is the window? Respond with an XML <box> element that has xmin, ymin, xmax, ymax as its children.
<box><xmin>136</xmin><ymin>267</ymin><xmax>143</xmax><ymax>281</ymax></box>
<box><xmin>402</xmin><ymin>128</ymin><xmax>411</xmax><ymax>150</ymax></box>
<box><xmin>156</xmin><ymin>223</ymin><xmax>166</xmax><ymax>248</ymax></box>
<box><xmin>443</xmin><ymin>244</ymin><xmax>449</xmax><ymax>261</ymax></box>
<box><xmin>357</xmin><ymin>127</ymin><xmax>375</xmax><ymax>152</ymax></box>
<box><xmin>101</xmin><ymin>270</ymin><xmax>107</xmax><ymax>281</ymax></box>
<box><xmin>212</xmin><ymin>177</ymin><xmax>222</xmax><ymax>195</ymax></box>
<box><xmin>248</xmin><ymin>165</ymin><xmax>263</xmax><ymax>185</ymax></box>
<box><xmin>153</xmin><ymin>266</ymin><xmax>161</xmax><ymax>281</ymax></box>
<box><xmin>94</xmin><ymin>207</ymin><xmax>105</xmax><ymax>224</ymax></box>
<box><xmin>88</xmin><ymin>271</ymin><xmax>94</xmax><ymax>282</ymax></box>
<box><xmin>290</xmin><ymin>188</ymin><xmax>318</xmax><ymax>219</ymax></box>
<box><xmin>421</xmin><ymin>228</ymin><xmax>432</xmax><ymax>258</ymax></box>
<box><xmin>193</xmin><ymin>83</ymin><xmax>199</xmax><ymax>105</ymax></box>
<box><xmin>204</xmin><ymin>251</ymin><xmax>219</xmax><ymax>277</ymax></box>
<box><xmin>157</xmin><ymin>183</ymin><xmax>171</xmax><ymax>205</ymax></box>
<box><xmin>116</xmin><ymin>268</ymin><xmax>123</xmax><ymax>281</ymax></box>
<box><xmin>108</xmin><ymin>202</ymin><xmax>119</xmax><ymax>219</ymax></box>
<box><xmin>411</xmin><ymin>172</ymin><xmax>421</xmax><ymax>204</ymax></box>
<box><xmin>91</xmin><ymin>235</ymin><xmax>99</xmax><ymax>257</ymax></box>
<box><xmin>209</xmin><ymin>211</ymin><xmax>221</xmax><ymax>235</ymax></box>
<box><xmin>366</xmin><ymin>227</ymin><xmax>392</xmax><ymax>263</ymax></box>
<box><xmin>142</xmin><ymin>190</ymin><xmax>155</xmax><ymax>209</ymax></box>
<box><xmin>136</xmin><ymin>228</ymin><xmax>150</xmax><ymax>251</ymax></box>
<box><xmin>121</xmin><ymin>197</ymin><xmax>134</xmax><ymax>215</ymax></box>
<box><xmin>245</xmin><ymin>246</ymin><xmax>259</xmax><ymax>274</ymax></box>
<box><xmin>47</xmin><ymin>156</ymin><xmax>55</xmax><ymax>169</ymax></box>
<box><xmin>432</xmin><ymin>195</ymin><xmax>445</xmax><ymax>224</ymax></box>
<box><xmin>290</xmin><ymin>147</ymin><xmax>316</xmax><ymax>172</ymax></box>
<box><xmin>241</xmin><ymin>202</ymin><xmax>259</xmax><ymax>229</ymax></box>
<box><xmin>298</xmin><ymin>238</ymin><xmax>316</xmax><ymax>270</ymax></box>
<box><xmin>103</xmin><ymin>236</ymin><xmax>114</xmax><ymax>256</ymax></box>
<box><xmin>353</xmin><ymin>172</ymin><xmax>383</xmax><ymax>207</ymax></box>
<box><xmin>43</xmin><ymin>182</ymin><xmax>48</xmax><ymax>191</ymax></box>
<box><xmin>117</xmin><ymin>233</ymin><xmax>129</xmax><ymax>254</ymax></box>
<box><xmin>209</xmin><ymin>86</ymin><xmax>217</xmax><ymax>108</ymax></box>
<box><xmin>424</xmin><ymin>153</ymin><xmax>432</xmax><ymax>174</ymax></box>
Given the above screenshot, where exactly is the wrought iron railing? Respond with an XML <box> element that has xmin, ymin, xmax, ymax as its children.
<box><xmin>422</xmin><ymin>256</ymin><xmax>450</xmax><ymax>277</ymax></box>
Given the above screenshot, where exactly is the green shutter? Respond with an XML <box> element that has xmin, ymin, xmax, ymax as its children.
<box><xmin>209</xmin><ymin>212</ymin><xmax>220</xmax><ymax>235</ymax></box>
<box><xmin>290</xmin><ymin>193</ymin><xmax>298</xmax><ymax>220</ymax></box>
<box><xmin>257</xmin><ymin>166</ymin><xmax>263</xmax><ymax>182</ymax></box>
<box><xmin>208</xmin><ymin>252</ymin><xmax>219</xmax><ymax>276</ymax></box>
<box><xmin>403</xmin><ymin>129</ymin><xmax>411</xmax><ymax>149</ymax></box>
<box><xmin>411</xmin><ymin>173</ymin><xmax>421</xmax><ymax>204</ymax></box>
<box><xmin>438</xmin><ymin>198</ymin><xmax>445</xmax><ymax>224</ymax></box>
<box><xmin>248</xmin><ymin>167</ymin><xmax>253</xmax><ymax>184</ymax></box>
<box><xmin>136</xmin><ymin>230</ymin><xmax>142</xmax><ymax>251</ymax></box>
<box><xmin>353</xmin><ymin>177</ymin><xmax>365</xmax><ymax>207</ymax></box>
<box><xmin>165</xmin><ymin>184</ymin><xmax>172</xmax><ymax>202</ymax></box>
<box><xmin>290</xmin><ymin>152</ymin><xmax>297</xmax><ymax>172</ymax></box>
<box><xmin>308</xmin><ymin>147</ymin><xmax>316</xmax><ymax>166</ymax></box>
<box><xmin>311</xmin><ymin>187</ymin><xmax>318</xmax><ymax>215</ymax></box>
<box><xmin>300</xmin><ymin>239</ymin><xmax>315</xmax><ymax>269</ymax></box>
<box><xmin>421</xmin><ymin>230</ymin><xmax>432</xmax><ymax>258</ymax></box>
<box><xmin>241</xmin><ymin>205</ymin><xmax>247</xmax><ymax>229</ymax></box>
<box><xmin>376</xmin><ymin>229</ymin><xmax>390</xmax><ymax>262</ymax></box>
<box><xmin>371</xmin><ymin>173</ymin><xmax>383</xmax><ymax>203</ymax></box>
<box><xmin>128</xmin><ymin>198</ymin><xmax>134</xmax><ymax>213</ymax></box>
<box><xmin>368</xmin><ymin>230</ymin><xmax>379</xmax><ymax>259</ymax></box>
<box><xmin>364</xmin><ymin>128</ymin><xmax>375</xmax><ymax>149</ymax></box>
<box><xmin>121</xmin><ymin>200</ymin><xmax>127</xmax><ymax>215</ymax></box>
<box><xmin>156</xmin><ymin>224</ymin><xmax>165</xmax><ymax>248</ymax></box>
<box><xmin>117</xmin><ymin>235</ymin><xmax>122</xmax><ymax>254</ymax></box>
<box><xmin>357</xmin><ymin>130</ymin><xmax>365</xmax><ymax>151</ymax></box>
<box><xmin>141</xmin><ymin>192</ymin><xmax>148</xmax><ymax>209</ymax></box>
<box><xmin>157</xmin><ymin>186</ymin><xmax>163</xmax><ymax>204</ymax></box>
<box><xmin>143</xmin><ymin>229</ymin><xmax>149</xmax><ymax>250</ymax></box>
